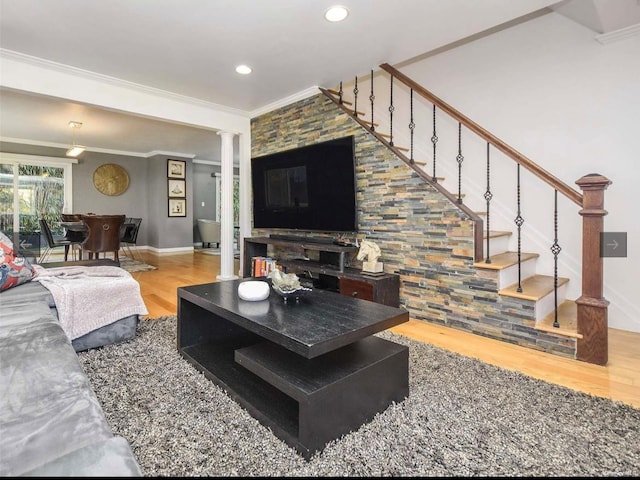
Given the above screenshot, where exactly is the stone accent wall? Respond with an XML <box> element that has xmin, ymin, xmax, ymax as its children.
<box><xmin>251</xmin><ymin>93</ymin><xmax>576</xmax><ymax>359</ymax></box>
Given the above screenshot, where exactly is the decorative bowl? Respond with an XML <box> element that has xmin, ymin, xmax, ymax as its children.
<box><xmin>237</xmin><ymin>280</ymin><xmax>270</xmax><ymax>301</ymax></box>
<box><xmin>272</xmin><ymin>284</ymin><xmax>312</xmax><ymax>303</ymax></box>
<box><xmin>268</xmin><ymin>269</ymin><xmax>312</xmax><ymax>303</ymax></box>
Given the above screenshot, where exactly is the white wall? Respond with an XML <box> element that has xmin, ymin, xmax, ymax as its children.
<box><xmin>392</xmin><ymin>12</ymin><xmax>639</xmax><ymax>332</ymax></box>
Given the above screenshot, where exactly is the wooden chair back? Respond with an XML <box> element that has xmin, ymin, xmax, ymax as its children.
<box><xmin>81</xmin><ymin>214</ymin><xmax>126</xmax><ymax>261</ymax></box>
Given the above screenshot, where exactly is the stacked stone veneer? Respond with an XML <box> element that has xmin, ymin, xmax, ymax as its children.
<box><xmin>251</xmin><ymin>93</ymin><xmax>576</xmax><ymax>359</ymax></box>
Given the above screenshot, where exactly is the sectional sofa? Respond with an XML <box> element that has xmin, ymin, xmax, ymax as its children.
<box><xmin>0</xmin><ymin>233</ymin><xmax>143</xmax><ymax>476</ymax></box>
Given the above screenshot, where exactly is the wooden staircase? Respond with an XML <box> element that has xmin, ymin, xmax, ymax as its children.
<box><xmin>320</xmin><ymin>64</ymin><xmax>611</xmax><ymax>364</ymax></box>
<box><xmin>474</xmin><ymin>242</ymin><xmax>579</xmax><ymax>339</ymax></box>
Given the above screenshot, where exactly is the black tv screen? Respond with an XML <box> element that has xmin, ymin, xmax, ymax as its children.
<box><xmin>251</xmin><ymin>136</ymin><xmax>357</xmax><ymax>232</ymax></box>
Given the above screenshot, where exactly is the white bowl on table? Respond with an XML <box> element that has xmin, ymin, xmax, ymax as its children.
<box><xmin>237</xmin><ymin>280</ymin><xmax>270</xmax><ymax>301</ymax></box>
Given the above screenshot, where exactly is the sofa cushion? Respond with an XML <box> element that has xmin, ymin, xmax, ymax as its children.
<box><xmin>22</xmin><ymin>436</ymin><xmax>142</xmax><ymax>477</ymax></box>
<box><xmin>0</xmin><ymin>280</ymin><xmax>55</xmax><ymax>309</ymax></box>
<box><xmin>0</xmin><ymin>318</ymin><xmax>114</xmax><ymax>476</ymax></box>
<box><xmin>0</xmin><ymin>231</ymin><xmax>36</xmax><ymax>292</ymax></box>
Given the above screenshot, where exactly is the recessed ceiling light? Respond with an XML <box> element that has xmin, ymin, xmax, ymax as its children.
<box><xmin>325</xmin><ymin>5</ymin><xmax>349</xmax><ymax>22</ymax></box>
<box><xmin>235</xmin><ymin>64</ymin><xmax>252</xmax><ymax>75</ymax></box>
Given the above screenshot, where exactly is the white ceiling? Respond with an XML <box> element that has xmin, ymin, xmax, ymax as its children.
<box><xmin>1</xmin><ymin>0</ymin><xmax>638</xmax><ymax>162</ymax></box>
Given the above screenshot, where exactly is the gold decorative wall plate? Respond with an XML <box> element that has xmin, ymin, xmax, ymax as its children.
<box><xmin>93</xmin><ymin>163</ymin><xmax>130</xmax><ymax>196</ymax></box>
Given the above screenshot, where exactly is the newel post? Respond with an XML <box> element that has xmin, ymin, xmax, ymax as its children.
<box><xmin>575</xmin><ymin>173</ymin><xmax>611</xmax><ymax>365</ymax></box>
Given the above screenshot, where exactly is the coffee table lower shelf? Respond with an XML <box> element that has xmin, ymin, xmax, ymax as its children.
<box><xmin>180</xmin><ymin>334</ymin><xmax>408</xmax><ymax>459</ymax></box>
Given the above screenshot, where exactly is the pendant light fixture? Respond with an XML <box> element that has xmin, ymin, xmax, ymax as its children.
<box><xmin>66</xmin><ymin>121</ymin><xmax>86</xmax><ymax>157</ymax></box>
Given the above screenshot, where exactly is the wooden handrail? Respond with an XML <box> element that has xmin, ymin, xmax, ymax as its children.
<box><xmin>380</xmin><ymin>63</ymin><xmax>583</xmax><ymax>207</ymax></box>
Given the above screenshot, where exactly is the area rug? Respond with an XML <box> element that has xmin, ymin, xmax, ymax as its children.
<box><xmin>118</xmin><ymin>257</ymin><xmax>157</xmax><ymax>273</ymax></box>
<box><xmin>78</xmin><ymin>317</ymin><xmax>640</xmax><ymax>477</ymax></box>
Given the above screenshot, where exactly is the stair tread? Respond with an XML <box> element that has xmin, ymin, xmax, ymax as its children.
<box><xmin>474</xmin><ymin>251</ymin><xmax>539</xmax><ymax>270</ymax></box>
<box><xmin>499</xmin><ymin>274</ymin><xmax>569</xmax><ymax>301</ymax></box>
<box><xmin>484</xmin><ymin>230</ymin><xmax>512</xmax><ymax>239</ymax></box>
<box><xmin>536</xmin><ymin>300</ymin><xmax>582</xmax><ymax>339</ymax></box>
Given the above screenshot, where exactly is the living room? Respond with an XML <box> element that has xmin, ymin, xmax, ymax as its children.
<box><xmin>1</xmin><ymin>0</ymin><xmax>639</xmax><ymax>476</ymax></box>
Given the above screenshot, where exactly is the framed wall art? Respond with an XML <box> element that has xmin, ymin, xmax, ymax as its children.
<box><xmin>168</xmin><ymin>179</ymin><xmax>186</xmax><ymax>197</ymax></box>
<box><xmin>168</xmin><ymin>159</ymin><xmax>186</xmax><ymax>179</ymax></box>
<box><xmin>168</xmin><ymin>198</ymin><xmax>186</xmax><ymax>217</ymax></box>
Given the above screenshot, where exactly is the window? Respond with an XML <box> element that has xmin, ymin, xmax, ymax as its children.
<box><xmin>0</xmin><ymin>153</ymin><xmax>76</xmax><ymax>254</ymax></box>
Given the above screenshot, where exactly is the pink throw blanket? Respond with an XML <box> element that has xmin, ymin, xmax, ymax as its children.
<box><xmin>32</xmin><ymin>265</ymin><xmax>149</xmax><ymax>340</ymax></box>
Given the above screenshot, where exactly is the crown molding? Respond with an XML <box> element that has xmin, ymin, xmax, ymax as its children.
<box><xmin>0</xmin><ymin>151</ymin><xmax>78</xmax><ymax>165</ymax></box>
<box><xmin>595</xmin><ymin>23</ymin><xmax>640</xmax><ymax>44</ymax></box>
<box><xmin>0</xmin><ymin>136</ymin><xmax>198</xmax><ymax>159</ymax></box>
<box><xmin>249</xmin><ymin>86</ymin><xmax>320</xmax><ymax>118</ymax></box>
<box><xmin>145</xmin><ymin>150</ymin><xmax>196</xmax><ymax>159</ymax></box>
<box><xmin>0</xmin><ymin>49</ymin><xmax>251</xmax><ymax>118</ymax></box>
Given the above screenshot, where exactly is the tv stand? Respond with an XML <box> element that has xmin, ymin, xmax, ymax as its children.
<box><xmin>244</xmin><ymin>236</ymin><xmax>400</xmax><ymax>307</ymax></box>
<box><xmin>269</xmin><ymin>234</ymin><xmax>334</xmax><ymax>244</ymax></box>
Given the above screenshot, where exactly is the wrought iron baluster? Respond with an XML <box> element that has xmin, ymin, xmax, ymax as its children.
<box><xmin>369</xmin><ymin>70</ymin><xmax>375</xmax><ymax>131</ymax></box>
<box><xmin>431</xmin><ymin>105</ymin><xmax>438</xmax><ymax>181</ymax></box>
<box><xmin>409</xmin><ymin>89</ymin><xmax>415</xmax><ymax>164</ymax></box>
<box><xmin>515</xmin><ymin>164</ymin><xmax>524</xmax><ymax>292</ymax></box>
<box><xmin>338</xmin><ymin>81</ymin><xmax>344</xmax><ymax>105</ymax></box>
<box><xmin>389</xmin><ymin>75</ymin><xmax>394</xmax><ymax>146</ymax></box>
<box><xmin>551</xmin><ymin>189</ymin><xmax>561</xmax><ymax>327</ymax></box>
<box><xmin>353</xmin><ymin>76</ymin><xmax>359</xmax><ymax>117</ymax></box>
<box><xmin>456</xmin><ymin>122</ymin><xmax>464</xmax><ymax>202</ymax></box>
<box><xmin>484</xmin><ymin>143</ymin><xmax>493</xmax><ymax>264</ymax></box>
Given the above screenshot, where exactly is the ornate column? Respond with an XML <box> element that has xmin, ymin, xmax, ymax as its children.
<box><xmin>575</xmin><ymin>173</ymin><xmax>611</xmax><ymax>365</ymax></box>
<box><xmin>216</xmin><ymin>131</ymin><xmax>238</xmax><ymax>281</ymax></box>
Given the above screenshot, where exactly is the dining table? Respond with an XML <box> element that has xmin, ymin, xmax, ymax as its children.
<box><xmin>61</xmin><ymin>220</ymin><xmax>134</xmax><ymax>261</ymax></box>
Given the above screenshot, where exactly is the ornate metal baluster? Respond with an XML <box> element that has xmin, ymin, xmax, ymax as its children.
<box><xmin>338</xmin><ymin>81</ymin><xmax>344</xmax><ymax>105</ymax></box>
<box><xmin>389</xmin><ymin>75</ymin><xmax>395</xmax><ymax>146</ymax></box>
<box><xmin>409</xmin><ymin>89</ymin><xmax>415</xmax><ymax>164</ymax></box>
<box><xmin>456</xmin><ymin>122</ymin><xmax>464</xmax><ymax>203</ymax></box>
<box><xmin>515</xmin><ymin>164</ymin><xmax>524</xmax><ymax>292</ymax></box>
<box><xmin>484</xmin><ymin>143</ymin><xmax>493</xmax><ymax>264</ymax></box>
<box><xmin>353</xmin><ymin>76</ymin><xmax>359</xmax><ymax>117</ymax></box>
<box><xmin>369</xmin><ymin>70</ymin><xmax>375</xmax><ymax>132</ymax></box>
<box><xmin>551</xmin><ymin>189</ymin><xmax>561</xmax><ymax>327</ymax></box>
<box><xmin>431</xmin><ymin>105</ymin><xmax>438</xmax><ymax>182</ymax></box>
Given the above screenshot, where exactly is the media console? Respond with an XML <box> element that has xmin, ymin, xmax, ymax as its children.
<box><xmin>243</xmin><ymin>236</ymin><xmax>400</xmax><ymax>307</ymax></box>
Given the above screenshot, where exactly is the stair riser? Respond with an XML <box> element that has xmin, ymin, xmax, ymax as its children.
<box><xmin>498</xmin><ymin>259</ymin><xmax>537</xmax><ymax>290</ymax></box>
<box><xmin>484</xmin><ymin>235</ymin><xmax>510</xmax><ymax>258</ymax></box>
<box><xmin>534</xmin><ymin>283</ymin><xmax>568</xmax><ymax>322</ymax></box>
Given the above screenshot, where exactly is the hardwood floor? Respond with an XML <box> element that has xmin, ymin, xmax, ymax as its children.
<box><xmin>131</xmin><ymin>250</ymin><xmax>640</xmax><ymax>409</ymax></box>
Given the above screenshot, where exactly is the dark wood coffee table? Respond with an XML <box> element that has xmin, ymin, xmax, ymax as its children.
<box><xmin>177</xmin><ymin>279</ymin><xmax>409</xmax><ymax>459</ymax></box>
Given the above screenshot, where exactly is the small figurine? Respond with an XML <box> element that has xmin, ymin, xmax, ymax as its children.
<box><xmin>356</xmin><ymin>240</ymin><xmax>383</xmax><ymax>273</ymax></box>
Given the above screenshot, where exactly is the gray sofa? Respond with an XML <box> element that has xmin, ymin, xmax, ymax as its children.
<box><xmin>0</xmin><ymin>276</ymin><xmax>143</xmax><ymax>476</ymax></box>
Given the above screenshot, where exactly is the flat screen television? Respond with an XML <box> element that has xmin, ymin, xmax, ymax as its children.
<box><xmin>251</xmin><ymin>136</ymin><xmax>357</xmax><ymax>232</ymax></box>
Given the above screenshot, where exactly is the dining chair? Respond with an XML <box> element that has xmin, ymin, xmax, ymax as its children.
<box><xmin>39</xmin><ymin>218</ymin><xmax>83</xmax><ymax>263</ymax></box>
<box><xmin>81</xmin><ymin>214</ymin><xmax>126</xmax><ymax>262</ymax></box>
<box><xmin>60</xmin><ymin>213</ymin><xmax>87</xmax><ymax>255</ymax></box>
<box><xmin>120</xmin><ymin>217</ymin><xmax>142</xmax><ymax>261</ymax></box>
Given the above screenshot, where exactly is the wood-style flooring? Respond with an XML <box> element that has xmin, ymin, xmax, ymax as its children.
<box><xmin>130</xmin><ymin>250</ymin><xmax>640</xmax><ymax>409</ymax></box>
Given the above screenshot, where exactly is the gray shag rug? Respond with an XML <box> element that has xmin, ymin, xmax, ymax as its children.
<box><xmin>78</xmin><ymin>316</ymin><xmax>640</xmax><ymax>477</ymax></box>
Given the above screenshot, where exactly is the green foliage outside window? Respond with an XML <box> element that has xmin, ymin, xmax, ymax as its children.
<box><xmin>0</xmin><ymin>164</ymin><xmax>65</xmax><ymax>235</ymax></box>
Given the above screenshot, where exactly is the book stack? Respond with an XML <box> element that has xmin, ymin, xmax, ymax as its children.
<box><xmin>250</xmin><ymin>256</ymin><xmax>280</xmax><ymax>277</ymax></box>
